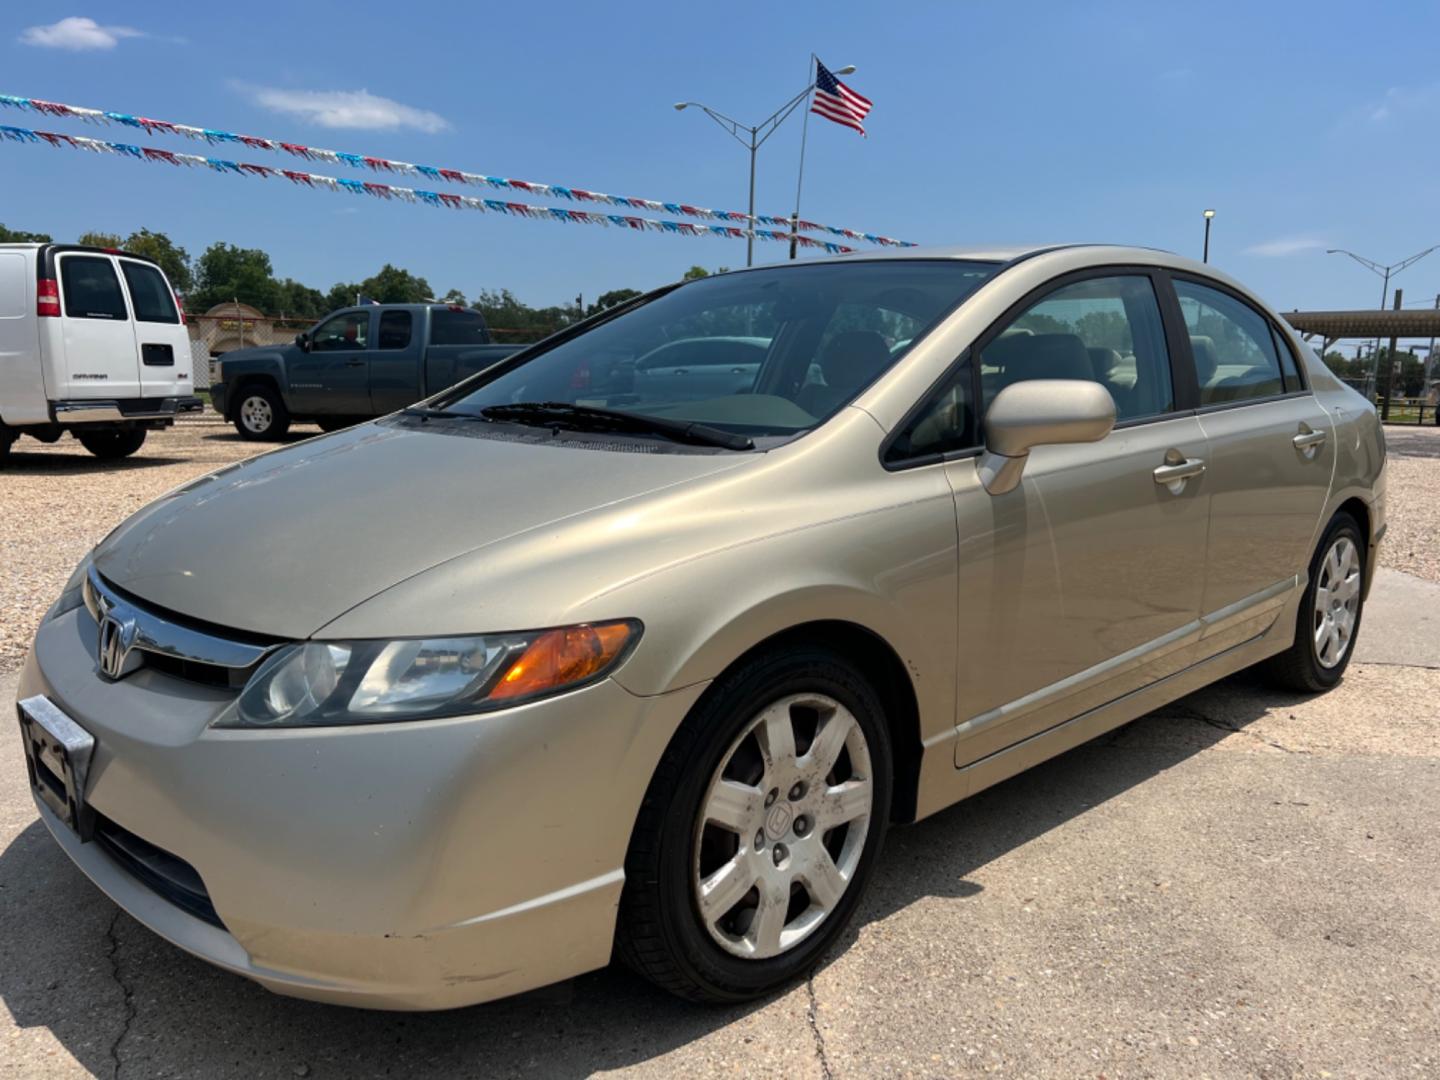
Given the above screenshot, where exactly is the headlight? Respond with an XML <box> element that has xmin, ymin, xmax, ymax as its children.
<box><xmin>223</xmin><ymin>620</ymin><xmax>641</xmax><ymax>728</ymax></box>
<box><xmin>43</xmin><ymin>555</ymin><xmax>92</xmax><ymax>625</ymax></box>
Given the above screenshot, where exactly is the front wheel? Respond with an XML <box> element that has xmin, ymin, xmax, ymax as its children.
<box><xmin>1261</xmin><ymin>512</ymin><xmax>1366</xmax><ymax>692</ymax></box>
<box><xmin>233</xmin><ymin>385</ymin><xmax>291</xmax><ymax>441</ymax></box>
<box><xmin>618</xmin><ymin>647</ymin><xmax>892</xmax><ymax>1002</ymax></box>
<box><xmin>76</xmin><ymin>428</ymin><xmax>147</xmax><ymax>460</ymax></box>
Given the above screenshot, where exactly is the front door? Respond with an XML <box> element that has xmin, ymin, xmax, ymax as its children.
<box><xmin>289</xmin><ymin>309</ymin><xmax>372</xmax><ymax>415</ymax></box>
<box><xmin>942</xmin><ymin>271</ymin><xmax>1212</xmax><ymax>765</ymax></box>
<box><xmin>56</xmin><ymin>253</ymin><xmax>142</xmax><ymax>400</ymax></box>
<box><xmin>1172</xmin><ymin>277</ymin><xmax>1335</xmax><ymax>634</ymax></box>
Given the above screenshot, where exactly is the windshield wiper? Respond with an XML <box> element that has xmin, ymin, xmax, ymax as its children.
<box><xmin>402</xmin><ymin>406</ymin><xmax>485</xmax><ymax>422</ymax></box>
<box><xmin>479</xmin><ymin>402</ymin><xmax>754</xmax><ymax>451</ymax></box>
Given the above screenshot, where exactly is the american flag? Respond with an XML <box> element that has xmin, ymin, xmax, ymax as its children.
<box><xmin>810</xmin><ymin>60</ymin><xmax>872</xmax><ymax>136</ymax></box>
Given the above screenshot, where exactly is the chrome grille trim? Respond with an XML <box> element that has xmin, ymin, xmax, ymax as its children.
<box><xmin>83</xmin><ymin>567</ymin><xmax>280</xmax><ymax>671</ymax></box>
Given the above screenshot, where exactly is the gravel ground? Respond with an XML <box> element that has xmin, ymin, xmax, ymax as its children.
<box><xmin>1</xmin><ymin>417</ymin><xmax>1436</xmax><ymax>673</ymax></box>
<box><xmin>0</xmin><ymin>417</ymin><xmax>302</xmax><ymax>673</ymax></box>
<box><xmin>1378</xmin><ymin>424</ymin><xmax>1440</xmax><ymax>584</ymax></box>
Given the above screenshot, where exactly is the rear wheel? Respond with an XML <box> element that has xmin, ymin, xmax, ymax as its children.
<box><xmin>1261</xmin><ymin>512</ymin><xmax>1365</xmax><ymax>692</ymax></box>
<box><xmin>76</xmin><ymin>428</ymin><xmax>147</xmax><ymax>460</ymax></box>
<box><xmin>317</xmin><ymin>417</ymin><xmax>359</xmax><ymax>433</ymax></box>
<box><xmin>618</xmin><ymin>647</ymin><xmax>892</xmax><ymax>1002</ymax></box>
<box><xmin>233</xmin><ymin>385</ymin><xmax>290</xmax><ymax>441</ymax></box>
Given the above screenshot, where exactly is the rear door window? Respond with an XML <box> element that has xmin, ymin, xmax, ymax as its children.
<box><xmin>1174</xmin><ymin>280</ymin><xmax>1285</xmax><ymax>404</ymax></box>
<box><xmin>1272</xmin><ymin>325</ymin><xmax>1304</xmax><ymax>390</ymax></box>
<box><xmin>431</xmin><ymin>309</ymin><xmax>489</xmax><ymax>345</ymax></box>
<box><xmin>119</xmin><ymin>261</ymin><xmax>180</xmax><ymax>324</ymax></box>
<box><xmin>378</xmin><ymin>310</ymin><xmax>413</xmax><ymax>349</ymax></box>
<box><xmin>60</xmin><ymin>256</ymin><xmax>129</xmax><ymax>321</ymax></box>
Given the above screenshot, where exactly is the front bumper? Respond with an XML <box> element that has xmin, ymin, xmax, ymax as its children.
<box><xmin>19</xmin><ymin>609</ymin><xmax>705</xmax><ymax>1009</ymax></box>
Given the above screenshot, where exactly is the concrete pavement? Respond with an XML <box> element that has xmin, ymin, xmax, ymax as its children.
<box><xmin>2</xmin><ymin>575</ymin><xmax>1437</xmax><ymax>1078</ymax></box>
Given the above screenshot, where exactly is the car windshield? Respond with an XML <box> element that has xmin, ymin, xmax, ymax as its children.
<box><xmin>438</xmin><ymin>260</ymin><xmax>998</xmax><ymax>441</ymax></box>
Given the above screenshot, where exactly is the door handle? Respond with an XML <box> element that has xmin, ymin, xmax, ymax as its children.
<box><xmin>1292</xmin><ymin>428</ymin><xmax>1327</xmax><ymax>450</ymax></box>
<box><xmin>1153</xmin><ymin>456</ymin><xmax>1206</xmax><ymax>490</ymax></box>
<box><xmin>345</xmin><ymin>358</ymin><xmax>365</xmax><ymax>367</ymax></box>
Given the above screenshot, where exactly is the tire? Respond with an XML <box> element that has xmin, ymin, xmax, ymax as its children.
<box><xmin>617</xmin><ymin>646</ymin><xmax>893</xmax><ymax>1002</ymax></box>
<box><xmin>1261</xmin><ymin>512</ymin><xmax>1366</xmax><ymax>693</ymax></box>
<box><xmin>76</xmin><ymin>428</ymin><xmax>147</xmax><ymax>460</ymax></box>
<box><xmin>232</xmin><ymin>385</ymin><xmax>291</xmax><ymax>441</ymax></box>
<box><xmin>317</xmin><ymin>417</ymin><xmax>357</xmax><ymax>433</ymax></box>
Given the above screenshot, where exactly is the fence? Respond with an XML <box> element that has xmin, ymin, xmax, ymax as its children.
<box><xmin>186</xmin><ymin>312</ymin><xmax>560</xmax><ymax>390</ymax></box>
<box><xmin>1375</xmin><ymin>397</ymin><xmax>1440</xmax><ymax>426</ymax></box>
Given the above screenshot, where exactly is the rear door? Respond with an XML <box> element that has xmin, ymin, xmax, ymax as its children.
<box><xmin>368</xmin><ymin>309</ymin><xmax>420</xmax><ymax>414</ymax></box>
<box><xmin>1172</xmin><ymin>276</ymin><xmax>1335</xmax><ymax>636</ymax></box>
<box><xmin>117</xmin><ymin>258</ymin><xmax>190</xmax><ymax>399</ymax></box>
<box><xmin>288</xmin><ymin>309</ymin><xmax>373</xmax><ymax>415</ymax></box>
<box><xmin>56</xmin><ymin>253</ymin><xmax>141</xmax><ymax>399</ymax></box>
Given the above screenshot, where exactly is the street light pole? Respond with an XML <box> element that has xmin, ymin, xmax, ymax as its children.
<box><xmin>1202</xmin><ymin>208</ymin><xmax>1215</xmax><ymax>263</ymax></box>
<box><xmin>675</xmin><ymin>64</ymin><xmax>855</xmax><ymax>269</ymax></box>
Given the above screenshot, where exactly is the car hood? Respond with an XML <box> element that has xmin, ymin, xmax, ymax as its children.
<box><xmin>93</xmin><ymin>421</ymin><xmax>750</xmax><ymax>639</ymax></box>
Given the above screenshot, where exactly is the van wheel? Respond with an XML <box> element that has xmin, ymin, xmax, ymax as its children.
<box><xmin>234</xmin><ymin>386</ymin><xmax>290</xmax><ymax>441</ymax></box>
<box><xmin>617</xmin><ymin>647</ymin><xmax>892</xmax><ymax>1002</ymax></box>
<box><xmin>76</xmin><ymin>429</ymin><xmax>147</xmax><ymax>460</ymax></box>
<box><xmin>1261</xmin><ymin>512</ymin><xmax>1366</xmax><ymax>693</ymax></box>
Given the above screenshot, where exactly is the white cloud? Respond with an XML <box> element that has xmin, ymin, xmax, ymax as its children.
<box><xmin>1243</xmin><ymin>237</ymin><xmax>1327</xmax><ymax>258</ymax></box>
<box><xmin>246</xmin><ymin>87</ymin><xmax>450</xmax><ymax>133</ymax></box>
<box><xmin>1340</xmin><ymin>83</ymin><xmax>1440</xmax><ymax>129</ymax></box>
<box><xmin>19</xmin><ymin>16</ymin><xmax>143</xmax><ymax>50</ymax></box>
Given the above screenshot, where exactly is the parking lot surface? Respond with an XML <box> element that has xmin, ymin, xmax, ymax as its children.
<box><xmin>1</xmin><ymin>420</ymin><xmax>1437</xmax><ymax>1078</ymax></box>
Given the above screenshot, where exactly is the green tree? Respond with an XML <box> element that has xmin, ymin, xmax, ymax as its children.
<box><xmin>325</xmin><ymin>283</ymin><xmax>361</xmax><ymax>311</ymax></box>
<box><xmin>681</xmin><ymin>265</ymin><xmax>710</xmax><ymax>281</ymax></box>
<box><xmin>358</xmin><ymin>263</ymin><xmax>433</xmax><ymax>304</ymax></box>
<box><xmin>77</xmin><ymin>230</ymin><xmax>123</xmax><ymax>249</ymax></box>
<box><xmin>474</xmin><ymin>288</ymin><xmax>574</xmax><ymax>343</ymax></box>
<box><xmin>274</xmin><ymin>278</ymin><xmax>327</xmax><ymax>319</ymax></box>
<box><xmin>588</xmin><ymin>287</ymin><xmax>642</xmax><ymax>315</ymax></box>
<box><xmin>0</xmin><ymin>223</ymin><xmax>52</xmax><ymax>243</ymax></box>
<box><xmin>189</xmin><ymin>242</ymin><xmax>281</xmax><ymax>313</ymax></box>
<box><xmin>440</xmin><ymin>288</ymin><xmax>468</xmax><ymax>307</ymax></box>
<box><xmin>123</xmin><ymin>228</ymin><xmax>193</xmax><ymax>292</ymax></box>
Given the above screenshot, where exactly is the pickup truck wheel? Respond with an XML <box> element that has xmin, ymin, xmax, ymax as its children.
<box><xmin>234</xmin><ymin>386</ymin><xmax>290</xmax><ymax>441</ymax></box>
<box><xmin>317</xmin><ymin>417</ymin><xmax>357</xmax><ymax>433</ymax></box>
<box><xmin>76</xmin><ymin>429</ymin><xmax>147</xmax><ymax>460</ymax></box>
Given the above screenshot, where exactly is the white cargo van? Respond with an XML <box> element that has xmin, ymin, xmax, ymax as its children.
<box><xmin>0</xmin><ymin>243</ymin><xmax>202</xmax><ymax>462</ymax></box>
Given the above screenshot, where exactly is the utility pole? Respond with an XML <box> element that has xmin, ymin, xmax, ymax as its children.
<box><xmin>1378</xmin><ymin>288</ymin><xmax>1403</xmax><ymax>421</ymax></box>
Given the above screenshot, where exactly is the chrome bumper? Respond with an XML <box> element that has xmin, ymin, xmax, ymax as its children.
<box><xmin>52</xmin><ymin>396</ymin><xmax>204</xmax><ymax>424</ymax></box>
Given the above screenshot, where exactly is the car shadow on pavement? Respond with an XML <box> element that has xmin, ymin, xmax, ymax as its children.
<box><xmin>0</xmin><ymin>672</ymin><xmax>1309</xmax><ymax>1078</ymax></box>
<box><xmin>0</xmin><ymin>449</ymin><xmax>194</xmax><ymax>473</ymax></box>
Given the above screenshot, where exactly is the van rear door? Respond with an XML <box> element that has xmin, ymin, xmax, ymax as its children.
<box><xmin>56</xmin><ymin>253</ymin><xmax>142</xmax><ymax>400</ymax></box>
<box><xmin>117</xmin><ymin>258</ymin><xmax>190</xmax><ymax>399</ymax></box>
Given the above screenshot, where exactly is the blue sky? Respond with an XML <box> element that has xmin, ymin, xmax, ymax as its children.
<box><xmin>4</xmin><ymin>0</ymin><xmax>1440</xmax><ymax>332</ymax></box>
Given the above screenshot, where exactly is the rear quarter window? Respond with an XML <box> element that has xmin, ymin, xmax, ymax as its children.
<box><xmin>120</xmin><ymin>261</ymin><xmax>180</xmax><ymax>324</ymax></box>
<box><xmin>60</xmin><ymin>256</ymin><xmax>128</xmax><ymax>320</ymax></box>
<box><xmin>430</xmin><ymin>310</ymin><xmax>489</xmax><ymax>346</ymax></box>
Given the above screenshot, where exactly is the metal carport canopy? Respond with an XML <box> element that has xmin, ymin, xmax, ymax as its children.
<box><xmin>1282</xmin><ymin>309</ymin><xmax>1440</xmax><ymax>338</ymax></box>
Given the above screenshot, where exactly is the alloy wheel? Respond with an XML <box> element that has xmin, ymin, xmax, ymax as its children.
<box><xmin>692</xmin><ymin>692</ymin><xmax>873</xmax><ymax>960</ymax></box>
<box><xmin>240</xmin><ymin>395</ymin><xmax>273</xmax><ymax>434</ymax></box>
<box><xmin>1313</xmin><ymin>535</ymin><xmax>1361</xmax><ymax>669</ymax></box>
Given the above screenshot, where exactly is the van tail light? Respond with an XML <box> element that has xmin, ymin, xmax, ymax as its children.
<box><xmin>175</xmin><ymin>291</ymin><xmax>187</xmax><ymax>324</ymax></box>
<box><xmin>37</xmin><ymin>278</ymin><xmax>60</xmax><ymax>317</ymax></box>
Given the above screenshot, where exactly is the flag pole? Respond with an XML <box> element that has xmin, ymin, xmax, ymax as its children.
<box><xmin>789</xmin><ymin>53</ymin><xmax>817</xmax><ymax>260</ymax></box>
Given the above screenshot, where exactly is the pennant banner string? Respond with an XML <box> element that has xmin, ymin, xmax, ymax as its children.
<box><xmin>0</xmin><ymin>125</ymin><xmax>856</xmax><ymax>253</ymax></box>
<box><xmin>0</xmin><ymin>94</ymin><xmax>912</xmax><ymax>249</ymax></box>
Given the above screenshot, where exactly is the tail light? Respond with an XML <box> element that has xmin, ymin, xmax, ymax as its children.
<box><xmin>37</xmin><ymin>278</ymin><xmax>60</xmax><ymax>317</ymax></box>
<box><xmin>569</xmin><ymin>359</ymin><xmax>591</xmax><ymax>390</ymax></box>
<box><xmin>175</xmin><ymin>290</ymin><xmax>186</xmax><ymax>324</ymax></box>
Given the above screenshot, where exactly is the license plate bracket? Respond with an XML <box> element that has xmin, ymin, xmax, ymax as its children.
<box><xmin>18</xmin><ymin>695</ymin><xmax>96</xmax><ymax>840</ymax></box>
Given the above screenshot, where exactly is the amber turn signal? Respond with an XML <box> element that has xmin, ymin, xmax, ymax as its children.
<box><xmin>488</xmin><ymin>620</ymin><xmax>639</xmax><ymax>702</ymax></box>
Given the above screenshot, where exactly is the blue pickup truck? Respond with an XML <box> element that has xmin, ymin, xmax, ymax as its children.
<box><xmin>210</xmin><ymin>304</ymin><xmax>525</xmax><ymax>439</ymax></box>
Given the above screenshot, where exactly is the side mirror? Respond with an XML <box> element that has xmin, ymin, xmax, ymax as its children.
<box><xmin>294</xmin><ymin>332</ymin><xmax>310</xmax><ymax>351</ymax></box>
<box><xmin>978</xmin><ymin>379</ymin><xmax>1115</xmax><ymax>495</ymax></box>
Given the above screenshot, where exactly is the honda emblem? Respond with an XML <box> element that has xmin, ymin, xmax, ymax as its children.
<box><xmin>96</xmin><ymin>614</ymin><xmax>137</xmax><ymax>680</ymax></box>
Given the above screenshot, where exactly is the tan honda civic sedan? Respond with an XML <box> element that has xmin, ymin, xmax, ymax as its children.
<box><xmin>17</xmin><ymin>245</ymin><xmax>1385</xmax><ymax>1009</ymax></box>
